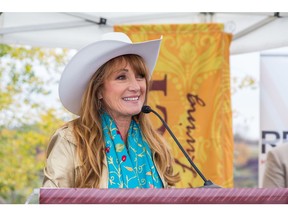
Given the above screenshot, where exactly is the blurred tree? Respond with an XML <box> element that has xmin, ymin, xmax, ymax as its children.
<box><xmin>0</xmin><ymin>44</ymin><xmax>74</xmax><ymax>203</ymax></box>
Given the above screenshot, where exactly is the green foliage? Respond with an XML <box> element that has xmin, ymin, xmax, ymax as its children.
<box><xmin>0</xmin><ymin>44</ymin><xmax>74</xmax><ymax>203</ymax></box>
<box><xmin>0</xmin><ymin>110</ymin><xmax>65</xmax><ymax>203</ymax></box>
<box><xmin>0</xmin><ymin>44</ymin><xmax>12</xmax><ymax>57</ymax></box>
<box><xmin>0</xmin><ymin>44</ymin><xmax>73</xmax><ymax>126</ymax></box>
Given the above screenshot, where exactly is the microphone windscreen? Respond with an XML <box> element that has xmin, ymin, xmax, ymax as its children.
<box><xmin>141</xmin><ymin>105</ymin><xmax>152</xmax><ymax>113</ymax></box>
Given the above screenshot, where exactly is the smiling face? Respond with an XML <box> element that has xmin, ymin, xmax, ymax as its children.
<box><xmin>99</xmin><ymin>55</ymin><xmax>149</xmax><ymax>120</ymax></box>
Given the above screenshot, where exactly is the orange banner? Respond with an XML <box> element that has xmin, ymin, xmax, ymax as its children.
<box><xmin>114</xmin><ymin>24</ymin><xmax>233</xmax><ymax>188</ymax></box>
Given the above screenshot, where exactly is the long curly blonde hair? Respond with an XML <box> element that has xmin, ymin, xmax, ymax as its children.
<box><xmin>71</xmin><ymin>54</ymin><xmax>180</xmax><ymax>187</ymax></box>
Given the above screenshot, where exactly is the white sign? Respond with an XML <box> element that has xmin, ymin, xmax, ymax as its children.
<box><xmin>259</xmin><ymin>52</ymin><xmax>288</xmax><ymax>187</ymax></box>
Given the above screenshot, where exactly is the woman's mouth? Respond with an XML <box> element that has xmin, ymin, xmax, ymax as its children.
<box><xmin>123</xmin><ymin>96</ymin><xmax>139</xmax><ymax>101</ymax></box>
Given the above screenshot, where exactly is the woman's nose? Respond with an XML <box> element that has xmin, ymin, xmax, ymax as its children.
<box><xmin>128</xmin><ymin>77</ymin><xmax>141</xmax><ymax>91</ymax></box>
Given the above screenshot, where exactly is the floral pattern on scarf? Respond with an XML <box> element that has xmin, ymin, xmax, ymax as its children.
<box><xmin>101</xmin><ymin>112</ymin><xmax>163</xmax><ymax>188</ymax></box>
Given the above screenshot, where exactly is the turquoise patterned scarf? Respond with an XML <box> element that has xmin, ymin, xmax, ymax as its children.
<box><xmin>101</xmin><ymin>112</ymin><xmax>163</xmax><ymax>188</ymax></box>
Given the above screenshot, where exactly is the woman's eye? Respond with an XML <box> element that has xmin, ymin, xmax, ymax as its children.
<box><xmin>136</xmin><ymin>74</ymin><xmax>145</xmax><ymax>79</ymax></box>
<box><xmin>116</xmin><ymin>75</ymin><xmax>126</xmax><ymax>80</ymax></box>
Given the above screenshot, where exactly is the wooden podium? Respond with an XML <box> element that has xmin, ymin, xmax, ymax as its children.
<box><xmin>35</xmin><ymin>188</ymin><xmax>288</xmax><ymax>204</ymax></box>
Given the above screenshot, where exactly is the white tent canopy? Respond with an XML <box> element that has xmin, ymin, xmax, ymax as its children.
<box><xmin>1</xmin><ymin>12</ymin><xmax>288</xmax><ymax>54</ymax></box>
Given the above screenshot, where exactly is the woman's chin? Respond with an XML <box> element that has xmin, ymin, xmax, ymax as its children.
<box><xmin>126</xmin><ymin>108</ymin><xmax>142</xmax><ymax>116</ymax></box>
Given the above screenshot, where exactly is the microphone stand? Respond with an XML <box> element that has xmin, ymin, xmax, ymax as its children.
<box><xmin>142</xmin><ymin>105</ymin><xmax>221</xmax><ymax>188</ymax></box>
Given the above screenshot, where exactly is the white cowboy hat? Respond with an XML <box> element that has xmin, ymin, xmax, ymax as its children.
<box><xmin>59</xmin><ymin>32</ymin><xmax>162</xmax><ymax>115</ymax></box>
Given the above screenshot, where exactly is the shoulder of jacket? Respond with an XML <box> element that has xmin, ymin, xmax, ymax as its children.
<box><xmin>54</xmin><ymin>123</ymin><xmax>77</xmax><ymax>146</ymax></box>
<box><xmin>45</xmin><ymin>123</ymin><xmax>77</xmax><ymax>159</ymax></box>
<box><xmin>271</xmin><ymin>144</ymin><xmax>288</xmax><ymax>158</ymax></box>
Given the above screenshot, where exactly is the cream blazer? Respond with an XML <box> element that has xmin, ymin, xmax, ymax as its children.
<box><xmin>42</xmin><ymin>124</ymin><xmax>167</xmax><ymax>188</ymax></box>
<box><xmin>262</xmin><ymin>144</ymin><xmax>288</xmax><ymax>188</ymax></box>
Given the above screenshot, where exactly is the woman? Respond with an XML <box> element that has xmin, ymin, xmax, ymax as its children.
<box><xmin>42</xmin><ymin>32</ymin><xmax>180</xmax><ymax>188</ymax></box>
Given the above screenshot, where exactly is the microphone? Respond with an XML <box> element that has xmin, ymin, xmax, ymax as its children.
<box><xmin>141</xmin><ymin>105</ymin><xmax>221</xmax><ymax>188</ymax></box>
